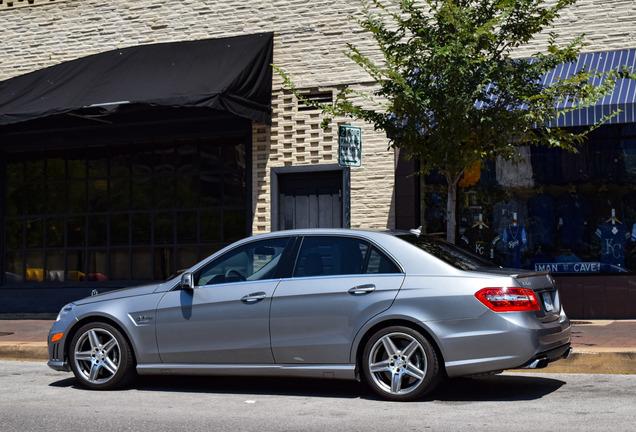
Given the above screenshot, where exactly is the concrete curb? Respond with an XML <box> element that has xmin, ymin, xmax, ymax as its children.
<box><xmin>0</xmin><ymin>342</ymin><xmax>48</xmax><ymax>362</ymax></box>
<box><xmin>510</xmin><ymin>349</ymin><xmax>636</xmax><ymax>375</ymax></box>
<box><xmin>537</xmin><ymin>351</ymin><xmax>636</xmax><ymax>374</ymax></box>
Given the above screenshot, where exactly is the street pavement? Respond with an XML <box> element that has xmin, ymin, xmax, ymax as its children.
<box><xmin>0</xmin><ymin>317</ymin><xmax>635</xmax><ymax>374</ymax></box>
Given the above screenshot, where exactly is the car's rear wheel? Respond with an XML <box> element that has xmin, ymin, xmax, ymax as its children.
<box><xmin>362</xmin><ymin>326</ymin><xmax>440</xmax><ymax>401</ymax></box>
<box><xmin>69</xmin><ymin>322</ymin><xmax>135</xmax><ymax>390</ymax></box>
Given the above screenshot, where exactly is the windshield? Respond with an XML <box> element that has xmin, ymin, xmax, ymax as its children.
<box><xmin>396</xmin><ymin>233</ymin><xmax>500</xmax><ymax>271</ymax></box>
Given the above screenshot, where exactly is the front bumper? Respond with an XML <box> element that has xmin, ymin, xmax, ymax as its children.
<box><xmin>47</xmin><ymin>333</ymin><xmax>71</xmax><ymax>372</ymax></box>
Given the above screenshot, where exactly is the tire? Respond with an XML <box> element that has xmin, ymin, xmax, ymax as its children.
<box><xmin>69</xmin><ymin>322</ymin><xmax>136</xmax><ymax>390</ymax></box>
<box><xmin>362</xmin><ymin>326</ymin><xmax>440</xmax><ymax>401</ymax></box>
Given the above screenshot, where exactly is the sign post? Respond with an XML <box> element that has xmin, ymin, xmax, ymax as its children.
<box><xmin>338</xmin><ymin>124</ymin><xmax>362</xmax><ymax>167</ymax></box>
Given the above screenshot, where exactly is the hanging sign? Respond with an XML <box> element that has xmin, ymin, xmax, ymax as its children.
<box><xmin>338</xmin><ymin>124</ymin><xmax>362</xmax><ymax>167</ymax></box>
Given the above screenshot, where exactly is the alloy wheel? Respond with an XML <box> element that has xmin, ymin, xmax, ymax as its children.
<box><xmin>73</xmin><ymin>327</ymin><xmax>122</xmax><ymax>385</ymax></box>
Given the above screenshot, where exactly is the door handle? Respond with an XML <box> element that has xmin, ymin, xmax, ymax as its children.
<box><xmin>348</xmin><ymin>284</ymin><xmax>376</xmax><ymax>295</ymax></box>
<box><xmin>241</xmin><ymin>292</ymin><xmax>267</xmax><ymax>303</ymax></box>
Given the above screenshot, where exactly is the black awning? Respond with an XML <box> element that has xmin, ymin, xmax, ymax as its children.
<box><xmin>0</xmin><ymin>33</ymin><xmax>273</xmax><ymax>126</ymax></box>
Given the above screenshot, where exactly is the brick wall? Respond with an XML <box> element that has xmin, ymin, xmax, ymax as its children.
<box><xmin>2</xmin><ymin>0</ymin><xmax>636</xmax><ymax>232</ymax></box>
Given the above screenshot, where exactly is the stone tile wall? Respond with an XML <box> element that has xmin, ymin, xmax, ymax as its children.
<box><xmin>2</xmin><ymin>0</ymin><xmax>635</xmax><ymax>232</ymax></box>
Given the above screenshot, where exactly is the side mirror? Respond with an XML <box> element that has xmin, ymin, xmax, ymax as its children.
<box><xmin>180</xmin><ymin>272</ymin><xmax>195</xmax><ymax>290</ymax></box>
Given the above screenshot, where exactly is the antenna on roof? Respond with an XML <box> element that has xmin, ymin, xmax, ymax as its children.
<box><xmin>409</xmin><ymin>226</ymin><xmax>422</xmax><ymax>237</ymax></box>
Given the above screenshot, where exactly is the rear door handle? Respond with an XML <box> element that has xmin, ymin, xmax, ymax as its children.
<box><xmin>348</xmin><ymin>284</ymin><xmax>376</xmax><ymax>295</ymax></box>
<box><xmin>241</xmin><ymin>292</ymin><xmax>267</xmax><ymax>303</ymax></box>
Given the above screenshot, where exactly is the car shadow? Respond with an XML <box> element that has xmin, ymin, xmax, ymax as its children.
<box><xmin>432</xmin><ymin>373</ymin><xmax>566</xmax><ymax>402</ymax></box>
<box><xmin>49</xmin><ymin>372</ymin><xmax>565</xmax><ymax>402</ymax></box>
<box><xmin>135</xmin><ymin>375</ymin><xmax>368</xmax><ymax>399</ymax></box>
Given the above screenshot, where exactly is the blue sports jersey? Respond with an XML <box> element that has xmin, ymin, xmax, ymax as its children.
<box><xmin>594</xmin><ymin>221</ymin><xmax>631</xmax><ymax>268</ymax></box>
<box><xmin>502</xmin><ymin>225</ymin><xmax>527</xmax><ymax>268</ymax></box>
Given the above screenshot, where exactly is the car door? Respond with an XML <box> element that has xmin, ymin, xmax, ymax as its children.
<box><xmin>269</xmin><ymin>235</ymin><xmax>405</xmax><ymax>364</ymax></box>
<box><xmin>155</xmin><ymin>236</ymin><xmax>291</xmax><ymax>364</ymax></box>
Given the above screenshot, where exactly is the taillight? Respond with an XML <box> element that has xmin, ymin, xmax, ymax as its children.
<box><xmin>475</xmin><ymin>287</ymin><xmax>541</xmax><ymax>312</ymax></box>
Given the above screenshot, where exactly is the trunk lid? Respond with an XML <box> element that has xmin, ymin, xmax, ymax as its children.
<box><xmin>514</xmin><ymin>271</ymin><xmax>561</xmax><ymax>322</ymax></box>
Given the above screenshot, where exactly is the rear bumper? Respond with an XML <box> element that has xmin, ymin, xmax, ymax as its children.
<box><xmin>519</xmin><ymin>343</ymin><xmax>572</xmax><ymax>369</ymax></box>
<box><xmin>433</xmin><ymin>310</ymin><xmax>572</xmax><ymax>378</ymax></box>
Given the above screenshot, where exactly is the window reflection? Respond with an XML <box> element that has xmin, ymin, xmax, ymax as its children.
<box><xmin>132</xmin><ymin>248</ymin><xmax>152</xmax><ymax>280</ymax></box>
<box><xmin>5</xmin><ymin>219</ymin><xmax>22</xmax><ymax>250</ymax></box>
<box><xmin>88</xmin><ymin>216</ymin><xmax>107</xmax><ymax>247</ymax></box>
<box><xmin>131</xmin><ymin>213</ymin><xmax>151</xmax><ymax>244</ymax></box>
<box><xmin>47</xmin><ymin>182</ymin><xmax>66</xmax><ymax>213</ymax></box>
<box><xmin>195</xmin><ymin>237</ymin><xmax>289</xmax><ymax>286</ymax></box>
<box><xmin>4</xmin><ymin>135</ymin><xmax>248</xmax><ymax>285</ymax></box>
<box><xmin>87</xmin><ymin>250</ymin><xmax>108</xmax><ymax>282</ymax></box>
<box><xmin>46</xmin><ymin>218</ymin><xmax>64</xmax><ymax>248</ymax></box>
<box><xmin>110</xmin><ymin>214</ymin><xmax>129</xmax><ymax>246</ymax></box>
<box><xmin>26</xmin><ymin>219</ymin><xmax>43</xmax><ymax>249</ymax></box>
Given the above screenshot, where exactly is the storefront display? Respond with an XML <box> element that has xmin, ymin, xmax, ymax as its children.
<box><xmin>428</xmin><ymin>123</ymin><xmax>636</xmax><ymax>274</ymax></box>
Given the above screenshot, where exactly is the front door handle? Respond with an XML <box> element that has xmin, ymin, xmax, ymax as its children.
<box><xmin>348</xmin><ymin>284</ymin><xmax>376</xmax><ymax>295</ymax></box>
<box><xmin>241</xmin><ymin>292</ymin><xmax>267</xmax><ymax>303</ymax></box>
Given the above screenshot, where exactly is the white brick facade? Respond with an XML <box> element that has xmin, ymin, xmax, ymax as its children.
<box><xmin>2</xmin><ymin>0</ymin><xmax>636</xmax><ymax>232</ymax></box>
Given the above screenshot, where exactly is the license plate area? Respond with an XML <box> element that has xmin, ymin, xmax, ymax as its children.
<box><xmin>542</xmin><ymin>292</ymin><xmax>554</xmax><ymax>312</ymax></box>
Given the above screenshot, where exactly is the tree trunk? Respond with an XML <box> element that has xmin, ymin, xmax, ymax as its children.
<box><xmin>445</xmin><ymin>172</ymin><xmax>459</xmax><ymax>244</ymax></box>
<box><xmin>419</xmin><ymin>172</ymin><xmax>428</xmax><ymax>233</ymax></box>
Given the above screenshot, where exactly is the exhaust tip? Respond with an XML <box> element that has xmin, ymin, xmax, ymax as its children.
<box><xmin>523</xmin><ymin>357</ymin><xmax>549</xmax><ymax>369</ymax></box>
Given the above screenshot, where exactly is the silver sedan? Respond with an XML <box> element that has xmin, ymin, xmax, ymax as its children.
<box><xmin>47</xmin><ymin>229</ymin><xmax>571</xmax><ymax>401</ymax></box>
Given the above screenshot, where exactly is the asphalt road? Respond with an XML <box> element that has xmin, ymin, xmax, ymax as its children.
<box><xmin>2</xmin><ymin>360</ymin><xmax>635</xmax><ymax>432</ymax></box>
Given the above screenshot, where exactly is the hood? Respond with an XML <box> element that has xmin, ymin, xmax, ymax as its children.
<box><xmin>74</xmin><ymin>283</ymin><xmax>163</xmax><ymax>305</ymax></box>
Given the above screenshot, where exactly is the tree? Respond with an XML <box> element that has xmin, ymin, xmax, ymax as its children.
<box><xmin>276</xmin><ymin>0</ymin><xmax>635</xmax><ymax>243</ymax></box>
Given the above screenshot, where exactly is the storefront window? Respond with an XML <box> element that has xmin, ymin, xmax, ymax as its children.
<box><xmin>425</xmin><ymin>124</ymin><xmax>636</xmax><ymax>274</ymax></box>
<box><xmin>3</xmin><ymin>135</ymin><xmax>248</xmax><ymax>285</ymax></box>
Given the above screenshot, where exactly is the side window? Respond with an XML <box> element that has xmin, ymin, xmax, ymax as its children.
<box><xmin>366</xmin><ymin>246</ymin><xmax>401</xmax><ymax>274</ymax></box>
<box><xmin>293</xmin><ymin>236</ymin><xmax>369</xmax><ymax>277</ymax></box>
<box><xmin>195</xmin><ymin>237</ymin><xmax>290</xmax><ymax>286</ymax></box>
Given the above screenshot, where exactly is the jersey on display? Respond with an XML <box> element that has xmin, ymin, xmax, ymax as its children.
<box><xmin>460</xmin><ymin>226</ymin><xmax>500</xmax><ymax>259</ymax></box>
<box><xmin>502</xmin><ymin>224</ymin><xmax>527</xmax><ymax>268</ymax></box>
<box><xmin>595</xmin><ymin>221</ymin><xmax>631</xmax><ymax>268</ymax></box>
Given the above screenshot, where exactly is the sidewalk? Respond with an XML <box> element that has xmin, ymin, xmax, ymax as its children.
<box><xmin>0</xmin><ymin>318</ymin><xmax>52</xmax><ymax>362</ymax></box>
<box><xmin>0</xmin><ymin>318</ymin><xmax>635</xmax><ymax>374</ymax></box>
<box><xmin>544</xmin><ymin>320</ymin><xmax>636</xmax><ymax>374</ymax></box>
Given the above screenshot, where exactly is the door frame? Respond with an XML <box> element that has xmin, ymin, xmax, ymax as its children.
<box><xmin>270</xmin><ymin>164</ymin><xmax>350</xmax><ymax>231</ymax></box>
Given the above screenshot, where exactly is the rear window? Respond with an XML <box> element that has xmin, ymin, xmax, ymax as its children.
<box><xmin>396</xmin><ymin>233</ymin><xmax>500</xmax><ymax>271</ymax></box>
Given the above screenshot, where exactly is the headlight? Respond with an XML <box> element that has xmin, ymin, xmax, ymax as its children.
<box><xmin>56</xmin><ymin>303</ymin><xmax>76</xmax><ymax>322</ymax></box>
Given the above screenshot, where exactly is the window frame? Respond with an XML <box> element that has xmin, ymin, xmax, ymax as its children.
<box><xmin>291</xmin><ymin>235</ymin><xmax>402</xmax><ymax>278</ymax></box>
<box><xmin>193</xmin><ymin>236</ymin><xmax>293</xmax><ymax>287</ymax></box>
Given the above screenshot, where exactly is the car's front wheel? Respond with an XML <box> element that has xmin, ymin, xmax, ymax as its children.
<box><xmin>362</xmin><ymin>326</ymin><xmax>440</xmax><ymax>401</ymax></box>
<box><xmin>69</xmin><ymin>322</ymin><xmax>135</xmax><ymax>390</ymax></box>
